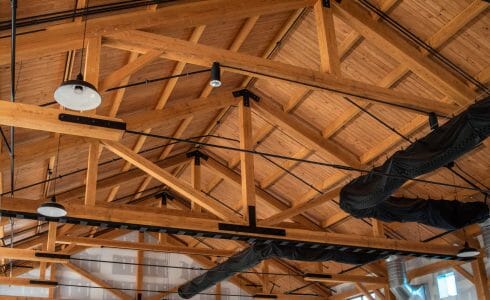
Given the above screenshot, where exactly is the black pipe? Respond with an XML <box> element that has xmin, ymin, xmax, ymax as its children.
<box><xmin>10</xmin><ymin>0</ymin><xmax>16</xmax><ymax>198</ymax></box>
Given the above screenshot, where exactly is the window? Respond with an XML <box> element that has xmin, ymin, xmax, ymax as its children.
<box><xmin>437</xmin><ymin>272</ymin><xmax>457</xmax><ymax>298</ymax></box>
<box><xmin>349</xmin><ymin>293</ymin><xmax>376</xmax><ymax>300</ymax></box>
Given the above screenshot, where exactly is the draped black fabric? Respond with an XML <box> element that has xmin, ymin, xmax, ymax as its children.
<box><xmin>178</xmin><ymin>243</ymin><xmax>382</xmax><ymax>299</ymax></box>
<box><xmin>340</xmin><ymin>96</ymin><xmax>490</xmax><ymax>230</ymax></box>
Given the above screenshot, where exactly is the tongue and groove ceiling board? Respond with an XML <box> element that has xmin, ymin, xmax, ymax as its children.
<box><xmin>0</xmin><ymin>0</ymin><xmax>489</xmax><ymax>299</ymax></box>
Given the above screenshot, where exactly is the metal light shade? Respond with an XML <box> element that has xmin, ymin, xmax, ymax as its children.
<box><xmin>37</xmin><ymin>196</ymin><xmax>67</xmax><ymax>218</ymax></box>
<box><xmin>209</xmin><ymin>62</ymin><xmax>222</xmax><ymax>87</ymax></box>
<box><xmin>54</xmin><ymin>73</ymin><xmax>101</xmax><ymax>111</ymax></box>
<box><xmin>457</xmin><ymin>242</ymin><xmax>480</xmax><ymax>258</ymax></box>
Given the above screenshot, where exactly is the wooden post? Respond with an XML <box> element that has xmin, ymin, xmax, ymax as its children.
<box><xmin>372</xmin><ymin>219</ymin><xmax>385</xmax><ymax>237</ymax></box>
<box><xmin>313</xmin><ymin>0</ymin><xmax>341</xmax><ymax>75</ymax></box>
<box><xmin>39</xmin><ymin>222</ymin><xmax>57</xmax><ymax>279</ymax></box>
<box><xmin>471</xmin><ymin>258</ymin><xmax>490</xmax><ymax>300</ymax></box>
<box><xmin>190</xmin><ymin>153</ymin><xmax>202</xmax><ymax>213</ymax></box>
<box><xmin>238</xmin><ymin>92</ymin><xmax>256</xmax><ymax>223</ymax></box>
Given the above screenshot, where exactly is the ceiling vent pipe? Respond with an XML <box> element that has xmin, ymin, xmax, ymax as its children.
<box><xmin>481</xmin><ymin>219</ymin><xmax>490</xmax><ymax>258</ymax></box>
<box><xmin>386</xmin><ymin>255</ymin><xmax>426</xmax><ymax>300</ymax></box>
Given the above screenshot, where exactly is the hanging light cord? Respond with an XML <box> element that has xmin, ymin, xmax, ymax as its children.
<box><xmin>78</xmin><ymin>0</ymin><xmax>89</xmax><ymax>76</ymax></box>
<box><xmin>52</xmin><ymin>135</ymin><xmax>62</xmax><ymax>197</ymax></box>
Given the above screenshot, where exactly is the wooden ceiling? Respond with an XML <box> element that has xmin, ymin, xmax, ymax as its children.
<box><xmin>0</xmin><ymin>0</ymin><xmax>489</xmax><ymax>299</ymax></box>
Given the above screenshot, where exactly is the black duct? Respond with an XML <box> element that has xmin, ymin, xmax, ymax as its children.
<box><xmin>340</xmin><ymin>96</ymin><xmax>490</xmax><ymax>230</ymax></box>
<box><xmin>178</xmin><ymin>97</ymin><xmax>490</xmax><ymax>298</ymax></box>
<box><xmin>178</xmin><ymin>242</ymin><xmax>382</xmax><ymax>299</ymax></box>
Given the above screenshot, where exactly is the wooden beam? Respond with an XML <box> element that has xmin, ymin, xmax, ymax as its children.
<box><xmin>84</xmin><ymin>140</ymin><xmax>100</xmax><ymax>206</ymax></box>
<box><xmin>332</xmin><ymin>1</ymin><xmax>476</xmax><ymax>105</ymax></box>
<box><xmin>57</xmin><ymin>152</ymin><xmax>189</xmax><ymax>203</ymax></box>
<box><xmin>372</xmin><ymin>219</ymin><xmax>385</xmax><ymax>237</ymax></box>
<box><xmin>0</xmin><ymin>101</ymin><xmax>123</xmax><ymax>141</ymax></box>
<box><xmin>124</xmin><ymin>90</ymin><xmax>239</xmax><ymax>131</ymax></box>
<box><xmin>356</xmin><ymin>283</ymin><xmax>375</xmax><ymax>300</ymax></box>
<box><xmin>321</xmin><ymin>211</ymin><xmax>349</xmax><ymax>228</ymax></box>
<box><xmin>238</xmin><ymin>97</ymin><xmax>256</xmax><ymax>221</ymax></box>
<box><xmin>104</xmin><ymin>30</ymin><xmax>458</xmax><ymax>116</ymax></box>
<box><xmin>252</xmin><ymin>96</ymin><xmax>360</xmax><ymax>167</ymax></box>
<box><xmin>314</xmin><ymin>0</ymin><xmax>341</xmax><ymax>75</ymax></box>
<box><xmin>471</xmin><ymin>258</ymin><xmax>490</xmax><ymax>300</ymax></box>
<box><xmin>57</xmin><ymin>236</ymin><xmax>235</xmax><ymax>257</ymax></box>
<box><xmin>105</xmin><ymin>25</ymin><xmax>206</xmax><ymax>202</ymax></box>
<box><xmin>0</xmin><ymin>277</ymin><xmax>59</xmax><ymax>288</ymax></box>
<box><xmin>259</xmin><ymin>148</ymin><xmax>312</xmax><ymax>189</ymax></box>
<box><xmin>259</xmin><ymin>187</ymin><xmax>341</xmax><ymax>226</ymax></box>
<box><xmin>102</xmin><ymin>141</ymin><xmax>242</xmax><ymax>222</ymax></box>
<box><xmin>0</xmin><ymin>248</ymin><xmax>68</xmax><ymax>264</ymax></box>
<box><xmin>134</xmin><ymin>17</ymin><xmax>259</xmax><ymax>199</ymax></box>
<box><xmin>107</xmin><ymin>52</ymin><xmax>140</xmax><ymax>117</ymax></box>
<box><xmin>65</xmin><ymin>262</ymin><xmax>131</xmax><ymax>300</ymax></box>
<box><xmin>202</xmin><ymin>156</ymin><xmax>322</xmax><ymax>230</ymax></box>
<box><xmin>190</xmin><ymin>156</ymin><xmax>202</xmax><ymax>213</ymax></box>
<box><xmin>304</xmin><ymin>273</ymin><xmax>387</xmax><ymax>285</ymax></box>
<box><xmin>425</xmin><ymin>0</ymin><xmax>488</xmax><ymax>51</ymax></box>
<box><xmin>39</xmin><ymin>222</ymin><xmax>58</xmax><ymax>279</ymax></box>
<box><xmin>0</xmin><ymin>0</ymin><xmax>315</xmax><ymax>65</ymax></box>
<box><xmin>0</xmin><ymin>91</ymin><xmax>236</xmax><ymax>174</ymax></box>
<box><xmin>100</xmin><ymin>50</ymin><xmax>162</xmax><ymax>91</ymax></box>
<box><xmin>0</xmin><ymin>197</ymin><xmax>463</xmax><ymax>256</ymax></box>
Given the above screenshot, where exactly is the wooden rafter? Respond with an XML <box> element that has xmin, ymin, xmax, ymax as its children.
<box><xmin>105</xmin><ymin>30</ymin><xmax>458</xmax><ymax>116</ymax></box>
<box><xmin>0</xmin><ymin>0</ymin><xmax>316</xmax><ymax>65</ymax></box>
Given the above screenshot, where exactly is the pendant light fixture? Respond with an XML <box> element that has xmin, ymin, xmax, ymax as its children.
<box><xmin>457</xmin><ymin>228</ymin><xmax>480</xmax><ymax>258</ymax></box>
<box><xmin>37</xmin><ymin>196</ymin><xmax>67</xmax><ymax>218</ymax></box>
<box><xmin>209</xmin><ymin>62</ymin><xmax>222</xmax><ymax>87</ymax></box>
<box><xmin>457</xmin><ymin>241</ymin><xmax>480</xmax><ymax>258</ymax></box>
<box><xmin>54</xmin><ymin>0</ymin><xmax>101</xmax><ymax>111</ymax></box>
<box><xmin>37</xmin><ymin>136</ymin><xmax>67</xmax><ymax>218</ymax></box>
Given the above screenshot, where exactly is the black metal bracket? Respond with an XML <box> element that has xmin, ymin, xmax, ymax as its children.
<box><xmin>29</xmin><ymin>279</ymin><xmax>59</xmax><ymax>286</ymax></box>
<box><xmin>34</xmin><ymin>252</ymin><xmax>71</xmax><ymax>260</ymax></box>
<box><xmin>233</xmin><ymin>89</ymin><xmax>260</xmax><ymax>107</ymax></box>
<box><xmin>218</xmin><ymin>206</ymin><xmax>286</xmax><ymax>236</ymax></box>
<box><xmin>253</xmin><ymin>294</ymin><xmax>278</xmax><ymax>299</ymax></box>
<box><xmin>58</xmin><ymin>113</ymin><xmax>127</xmax><ymax>130</ymax></box>
<box><xmin>186</xmin><ymin>150</ymin><xmax>209</xmax><ymax>166</ymax></box>
<box><xmin>428</xmin><ymin>112</ymin><xmax>439</xmax><ymax>130</ymax></box>
<box><xmin>155</xmin><ymin>191</ymin><xmax>174</xmax><ymax>206</ymax></box>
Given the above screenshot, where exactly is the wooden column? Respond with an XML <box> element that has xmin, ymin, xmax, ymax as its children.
<box><xmin>238</xmin><ymin>93</ymin><xmax>256</xmax><ymax>223</ymax></box>
<box><xmin>83</xmin><ymin>36</ymin><xmax>102</xmax><ymax>206</ymax></box>
<box><xmin>471</xmin><ymin>258</ymin><xmax>490</xmax><ymax>300</ymax></box>
<box><xmin>190</xmin><ymin>153</ymin><xmax>202</xmax><ymax>213</ymax></box>
<box><xmin>215</xmin><ymin>282</ymin><xmax>221</xmax><ymax>300</ymax></box>
<box><xmin>48</xmin><ymin>264</ymin><xmax>57</xmax><ymax>298</ymax></box>
<box><xmin>85</xmin><ymin>140</ymin><xmax>100</xmax><ymax>206</ymax></box>
<box><xmin>262</xmin><ymin>260</ymin><xmax>270</xmax><ymax>293</ymax></box>
<box><xmin>372</xmin><ymin>219</ymin><xmax>385</xmax><ymax>237</ymax></box>
<box><xmin>313</xmin><ymin>0</ymin><xmax>341</xmax><ymax>75</ymax></box>
<box><xmin>39</xmin><ymin>222</ymin><xmax>57</xmax><ymax>279</ymax></box>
